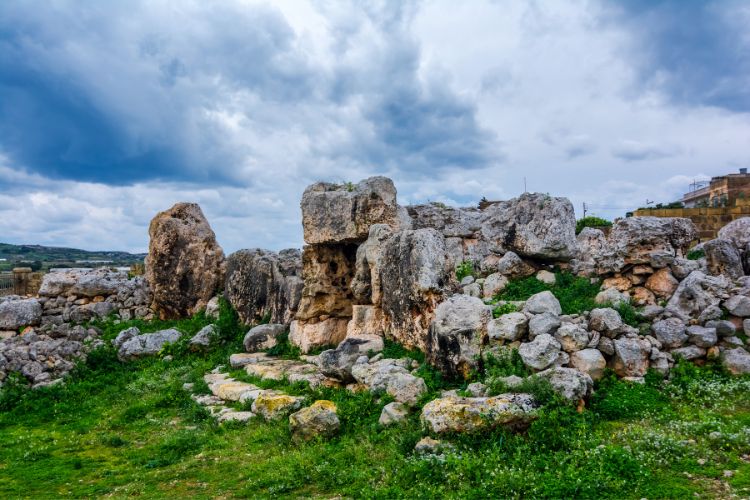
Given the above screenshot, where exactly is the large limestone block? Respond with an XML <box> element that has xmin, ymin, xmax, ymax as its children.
<box><xmin>608</xmin><ymin>217</ymin><xmax>696</xmax><ymax>267</ymax></box>
<box><xmin>224</xmin><ymin>248</ymin><xmax>303</xmax><ymax>325</ymax></box>
<box><xmin>379</xmin><ymin>228</ymin><xmax>450</xmax><ymax>350</ymax></box>
<box><xmin>420</xmin><ymin>394</ymin><xmax>538</xmax><ymax>434</ymax></box>
<box><xmin>301</xmin><ymin>176</ymin><xmax>400</xmax><ymax>245</ymax></box>
<box><xmin>289</xmin><ymin>318</ymin><xmax>348</xmax><ymax>353</ymax></box>
<box><xmin>426</xmin><ymin>295</ymin><xmax>491</xmax><ymax>379</ymax></box>
<box><xmin>346</xmin><ymin>305</ymin><xmax>385</xmax><ymax>338</ymax></box>
<box><xmin>480</xmin><ymin>193</ymin><xmax>577</xmax><ymax>260</ymax></box>
<box><xmin>351</xmin><ymin>224</ymin><xmax>394</xmax><ymax>305</ymax></box>
<box><xmin>296</xmin><ymin>244</ymin><xmax>357</xmax><ymax>321</ymax></box>
<box><xmin>146</xmin><ymin>203</ymin><xmax>225</xmax><ymax>319</ymax></box>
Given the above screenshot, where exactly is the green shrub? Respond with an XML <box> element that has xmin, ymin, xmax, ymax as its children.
<box><xmin>613</xmin><ymin>303</ymin><xmax>642</xmax><ymax>328</ymax></box>
<box><xmin>687</xmin><ymin>248</ymin><xmax>705</xmax><ymax>260</ymax></box>
<box><xmin>381</xmin><ymin>338</ymin><xmax>424</xmax><ymax>363</ymax></box>
<box><xmin>576</xmin><ymin>216</ymin><xmax>612</xmax><ymax>234</ymax></box>
<box><xmin>491</xmin><ymin>302</ymin><xmax>518</xmax><ymax>318</ymax></box>
<box><xmin>455</xmin><ymin>260</ymin><xmax>475</xmax><ymax>281</ymax></box>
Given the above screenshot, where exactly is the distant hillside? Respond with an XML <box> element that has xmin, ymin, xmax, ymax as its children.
<box><xmin>0</xmin><ymin>243</ymin><xmax>146</xmax><ymax>272</ymax></box>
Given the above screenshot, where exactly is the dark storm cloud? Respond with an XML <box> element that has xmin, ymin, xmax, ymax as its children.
<box><xmin>0</xmin><ymin>0</ymin><xmax>497</xmax><ymax>186</ymax></box>
<box><xmin>610</xmin><ymin>0</ymin><xmax>750</xmax><ymax>112</ymax></box>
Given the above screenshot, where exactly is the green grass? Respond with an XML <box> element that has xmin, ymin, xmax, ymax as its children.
<box><xmin>497</xmin><ymin>271</ymin><xmax>602</xmax><ymax>315</ymax></box>
<box><xmin>0</xmin><ymin>304</ymin><xmax>749</xmax><ymax>498</ymax></box>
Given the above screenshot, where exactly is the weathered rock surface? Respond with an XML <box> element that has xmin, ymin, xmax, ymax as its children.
<box><xmin>686</xmin><ymin>325</ymin><xmax>717</xmax><ymax>348</ymax></box>
<box><xmin>518</xmin><ymin>334</ymin><xmax>562</xmax><ymax>371</ymax></box>
<box><xmin>289</xmin><ymin>400</ymin><xmax>340</xmax><ymax>441</ymax></box>
<box><xmin>537</xmin><ymin>366</ymin><xmax>593</xmax><ymax>401</ymax></box>
<box><xmin>496</xmin><ymin>251</ymin><xmax>536</xmax><ymax>279</ymax></box>
<box><xmin>721</xmin><ymin>347</ymin><xmax>750</xmax><ymax>375</ymax></box>
<box><xmin>146</xmin><ymin>203</ymin><xmax>225</xmax><ymax>319</ymax></box>
<box><xmin>652</xmin><ymin>318</ymin><xmax>688</xmax><ymax>349</ymax></box>
<box><xmin>718</xmin><ymin>217</ymin><xmax>750</xmax><ymax>254</ymax></box>
<box><xmin>574</xmin><ymin>217</ymin><xmax>697</xmax><ymax>275</ymax></box>
<box><xmin>645</xmin><ymin>268</ymin><xmax>679</xmax><ymax>298</ymax></box>
<box><xmin>243</xmin><ymin>324</ymin><xmax>287</xmax><ymax>352</ymax></box>
<box><xmin>295</xmin><ymin>244</ymin><xmax>356</xmax><ymax>322</ymax></box>
<box><xmin>724</xmin><ymin>295</ymin><xmax>750</xmax><ymax>317</ymax></box>
<box><xmin>612</xmin><ymin>337</ymin><xmax>650</xmax><ymax>377</ymax></box>
<box><xmin>351</xmin><ymin>224</ymin><xmax>394</xmax><ymax>305</ymax></box>
<box><xmin>703</xmin><ymin>238</ymin><xmax>744</xmax><ymax>279</ymax></box>
<box><xmin>588</xmin><ymin>308</ymin><xmax>622</xmax><ymax>335</ymax></box>
<box><xmin>380</xmin><ymin>229</ymin><xmax>450</xmax><ymax>350</ymax></box>
<box><xmin>189</xmin><ymin>324</ymin><xmax>218</xmax><ymax>350</ymax></box>
<box><xmin>224</xmin><ymin>249</ymin><xmax>303</xmax><ymax>325</ymax></box>
<box><xmin>488</xmin><ymin>312</ymin><xmax>528</xmax><ymax>341</ymax></box>
<box><xmin>351</xmin><ymin>359</ymin><xmax>427</xmax><ymax>406</ymax></box>
<box><xmin>528</xmin><ymin>312</ymin><xmax>561</xmax><ymax>338</ymax></box>
<box><xmin>480</xmin><ymin>193</ymin><xmax>577</xmax><ymax>260</ymax></box>
<box><xmin>252</xmin><ymin>392</ymin><xmax>304</xmax><ymax>420</ymax></box>
<box><xmin>289</xmin><ymin>318</ymin><xmax>349</xmax><ymax>354</ymax></box>
<box><xmin>116</xmin><ymin>328</ymin><xmax>182</xmax><ymax>361</ymax></box>
<box><xmin>553</xmin><ymin>324</ymin><xmax>589</xmax><ymax>353</ymax></box>
<box><xmin>426</xmin><ymin>295</ymin><xmax>490</xmax><ymax>378</ymax></box>
<box><xmin>665</xmin><ymin>271</ymin><xmax>730</xmax><ymax>320</ymax></box>
<box><xmin>0</xmin><ymin>324</ymin><xmax>101</xmax><ymax>387</ymax></box>
<box><xmin>523</xmin><ymin>291</ymin><xmax>562</xmax><ymax>315</ymax></box>
<box><xmin>420</xmin><ymin>394</ymin><xmax>538</xmax><ymax>434</ymax></box>
<box><xmin>379</xmin><ymin>401</ymin><xmax>409</xmax><ymax>426</ymax></box>
<box><xmin>0</xmin><ymin>297</ymin><xmax>42</xmax><ymax>330</ymax></box>
<box><xmin>569</xmin><ymin>348</ymin><xmax>606</xmax><ymax>380</ymax></box>
<box><xmin>318</xmin><ymin>337</ymin><xmax>375</xmax><ymax>382</ymax></box>
<box><xmin>301</xmin><ymin>177</ymin><xmax>400</xmax><ymax>245</ymax></box>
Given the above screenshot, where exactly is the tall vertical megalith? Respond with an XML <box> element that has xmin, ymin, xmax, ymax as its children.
<box><xmin>146</xmin><ymin>203</ymin><xmax>225</xmax><ymax>319</ymax></box>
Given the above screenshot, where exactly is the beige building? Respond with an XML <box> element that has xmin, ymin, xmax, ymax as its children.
<box><xmin>683</xmin><ymin>168</ymin><xmax>750</xmax><ymax>208</ymax></box>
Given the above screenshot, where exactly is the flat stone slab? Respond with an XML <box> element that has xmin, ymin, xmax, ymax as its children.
<box><xmin>217</xmin><ymin>411</ymin><xmax>255</xmax><ymax>423</ymax></box>
<box><xmin>229</xmin><ymin>352</ymin><xmax>271</xmax><ymax>368</ymax></box>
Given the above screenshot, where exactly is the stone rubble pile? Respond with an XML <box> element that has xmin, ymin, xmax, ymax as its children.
<box><xmin>0</xmin><ymin>323</ymin><xmax>102</xmax><ymax>387</ymax></box>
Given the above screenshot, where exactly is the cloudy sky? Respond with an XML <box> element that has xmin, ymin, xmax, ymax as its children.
<box><xmin>1</xmin><ymin>0</ymin><xmax>749</xmax><ymax>253</ymax></box>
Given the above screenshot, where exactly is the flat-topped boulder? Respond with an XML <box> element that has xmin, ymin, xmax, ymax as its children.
<box><xmin>481</xmin><ymin>193</ymin><xmax>577</xmax><ymax>261</ymax></box>
<box><xmin>0</xmin><ymin>296</ymin><xmax>42</xmax><ymax>330</ymax></box>
<box><xmin>421</xmin><ymin>394</ymin><xmax>538</xmax><ymax>434</ymax></box>
<box><xmin>146</xmin><ymin>202</ymin><xmax>225</xmax><ymax>319</ymax></box>
<box><xmin>301</xmin><ymin>176</ymin><xmax>400</xmax><ymax>245</ymax></box>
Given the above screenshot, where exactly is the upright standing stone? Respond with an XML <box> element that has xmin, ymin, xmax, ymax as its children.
<box><xmin>146</xmin><ymin>203</ymin><xmax>225</xmax><ymax>319</ymax></box>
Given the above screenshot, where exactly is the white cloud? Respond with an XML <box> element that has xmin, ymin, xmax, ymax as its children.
<box><xmin>1</xmin><ymin>0</ymin><xmax>749</xmax><ymax>253</ymax></box>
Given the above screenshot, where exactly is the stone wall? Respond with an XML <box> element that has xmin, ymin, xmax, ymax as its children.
<box><xmin>37</xmin><ymin>268</ymin><xmax>153</xmax><ymax>326</ymax></box>
<box><xmin>634</xmin><ymin>198</ymin><xmax>750</xmax><ymax>241</ymax></box>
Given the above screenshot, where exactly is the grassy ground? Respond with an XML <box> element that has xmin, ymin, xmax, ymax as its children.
<box><xmin>0</xmin><ymin>304</ymin><xmax>748</xmax><ymax>498</ymax></box>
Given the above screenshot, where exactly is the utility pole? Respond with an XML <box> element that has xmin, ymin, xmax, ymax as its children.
<box><xmin>582</xmin><ymin>202</ymin><xmax>588</xmax><ymax>218</ymax></box>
